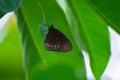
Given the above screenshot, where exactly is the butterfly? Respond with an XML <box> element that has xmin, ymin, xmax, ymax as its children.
<box><xmin>44</xmin><ymin>25</ymin><xmax>72</xmax><ymax>52</ymax></box>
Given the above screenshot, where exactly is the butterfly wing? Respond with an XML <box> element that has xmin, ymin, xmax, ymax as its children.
<box><xmin>44</xmin><ymin>26</ymin><xmax>72</xmax><ymax>52</ymax></box>
<box><xmin>57</xmin><ymin>37</ymin><xmax>72</xmax><ymax>52</ymax></box>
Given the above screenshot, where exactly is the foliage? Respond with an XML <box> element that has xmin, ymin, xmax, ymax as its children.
<box><xmin>1</xmin><ymin>0</ymin><xmax>119</xmax><ymax>79</ymax></box>
<box><xmin>0</xmin><ymin>0</ymin><xmax>22</xmax><ymax>18</ymax></box>
<box><xmin>0</xmin><ymin>15</ymin><xmax>25</xmax><ymax>80</ymax></box>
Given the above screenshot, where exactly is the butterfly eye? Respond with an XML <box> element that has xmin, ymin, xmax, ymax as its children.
<box><xmin>44</xmin><ymin>25</ymin><xmax>72</xmax><ymax>52</ymax></box>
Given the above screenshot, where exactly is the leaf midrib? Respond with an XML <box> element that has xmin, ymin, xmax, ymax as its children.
<box><xmin>19</xmin><ymin>6</ymin><xmax>46</xmax><ymax>67</ymax></box>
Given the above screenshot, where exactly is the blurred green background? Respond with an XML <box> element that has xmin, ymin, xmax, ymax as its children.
<box><xmin>0</xmin><ymin>0</ymin><xmax>115</xmax><ymax>79</ymax></box>
<box><xmin>0</xmin><ymin>14</ymin><xmax>25</xmax><ymax>80</ymax></box>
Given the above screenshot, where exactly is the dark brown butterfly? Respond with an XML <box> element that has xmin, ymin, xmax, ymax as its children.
<box><xmin>44</xmin><ymin>25</ymin><xmax>72</xmax><ymax>52</ymax></box>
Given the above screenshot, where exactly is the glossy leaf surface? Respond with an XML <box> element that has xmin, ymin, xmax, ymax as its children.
<box><xmin>0</xmin><ymin>0</ymin><xmax>22</xmax><ymax>18</ymax></box>
<box><xmin>15</xmin><ymin>0</ymin><xmax>87</xmax><ymax>80</ymax></box>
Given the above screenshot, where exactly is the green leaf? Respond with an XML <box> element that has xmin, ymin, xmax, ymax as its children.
<box><xmin>15</xmin><ymin>0</ymin><xmax>87</xmax><ymax>80</ymax></box>
<box><xmin>87</xmin><ymin>0</ymin><xmax>120</xmax><ymax>34</ymax></box>
<box><xmin>63</xmin><ymin>0</ymin><xmax>110</xmax><ymax>79</ymax></box>
<box><xmin>0</xmin><ymin>0</ymin><xmax>22</xmax><ymax>18</ymax></box>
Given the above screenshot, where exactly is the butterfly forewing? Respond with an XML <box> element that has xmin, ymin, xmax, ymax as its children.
<box><xmin>44</xmin><ymin>25</ymin><xmax>72</xmax><ymax>52</ymax></box>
